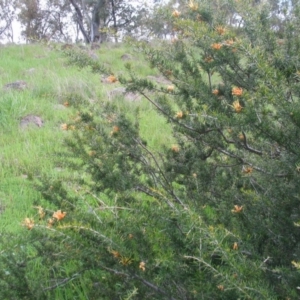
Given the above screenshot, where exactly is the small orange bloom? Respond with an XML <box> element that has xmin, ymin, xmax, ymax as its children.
<box><xmin>139</xmin><ymin>261</ymin><xmax>146</xmax><ymax>271</ymax></box>
<box><xmin>171</xmin><ymin>145</ymin><xmax>180</xmax><ymax>152</ymax></box>
<box><xmin>111</xmin><ymin>126</ymin><xmax>120</xmax><ymax>136</ymax></box>
<box><xmin>211</xmin><ymin>43</ymin><xmax>222</xmax><ymax>50</ymax></box>
<box><xmin>212</xmin><ymin>89</ymin><xmax>219</xmax><ymax>95</ymax></box>
<box><xmin>216</xmin><ymin>25</ymin><xmax>226</xmax><ymax>35</ymax></box>
<box><xmin>243</xmin><ymin>166</ymin><xmax>253</xmax><ymax>174</ymax></box>
<box><xmin>61</xmin><ymin>123</ymin><xmax>68</xmax><ymax>130</ymax></box>
<box><xmin>231</xmin><ymin>205</ymin><xmax>243</xmax><ymax>213</ymax></box>
<box><xmin>225</xmin><ymin>39</ymin><xmax>235</xmax><ymax>46</ymax></box>
<box><xmin>47</xmin><ymin>218</ymin><xmax>55</xmax><ymax>228</ymax></box>
<box><xmin>107</xmin><ymin>75</ymin><xmax>118</xmax><ymax>83</ymax></box>
<box><xmin>52</xmin><ymin>210</ymin><xmax>66</xmax><ymax>221</ymax></box>
<box><xmin>63</xmin><ymin>101</ymin><xmax>69</xmax><ymax>107</ymax></box>
<box><xmin>167</xmin><ymin>85</ymin><xmax>174</xmax><ymax>92</ymax></box>
<box><xmin>176</xmin><ymin>111</ymin><xmax>184</xmax><ymax>119</ymax></box>
<box><xmin>111</xmin><ymin>250</ymin><xmax>121</xmax><ymax>258</ymax></box>
<box><xmin>22</xmin><ymin>218</ymin><xmax>34</xmax><ymax>230</ymax></box>
<box><xmin>233</xmin><ymin>242</ymin><xmax>238</xmax><ymax>250</ymax></box>
<box><xmin>204</xmin><ymin>56</ymin><xmax>213</xmax><ymax>63</ymax></box>
<box><xmin>188</xmin><ymin>0</ymin><xmax>198</xmax><ymax>10</ymax></box>
<box><xmin>172</xmin><ymin>10</ymin><xmax>181</xmax><ymax>17</ymax></box>
<box><xmin>232</xmin><ymin>87</ymin><xmax>243</xmax><ymax>96</ymax></box>
<box><xmin>232</xmin><ymin>100</ymin><xmax>243</xmax><ymax>113</ymax></box>
<box><xmin>217</xmin><ymin>285</ymin><xmax>225</xmax><ymax>291</ymax></box>
<box><xmin>238</xmin><ymin>133</ymin><xmax>244</xmax><ymax>140</ymax></box>
<box><xmin>34</xmin><ymin>206</ymin><xmax>45</xmax><ymax>219</ymax></box>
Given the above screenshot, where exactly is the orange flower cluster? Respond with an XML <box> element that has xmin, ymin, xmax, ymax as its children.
<box><xmin>232</xmin><ymin>87</ymin><xmax>243</xmax><ymax>96</ymax></box>
<box><xmin>204</xmin><ymin>56</ymin><xmax>213</xmax><ymax>63</ymax></box>
<box><xmin>139</xmin><ymin>261</ymin><xmax>146</xmax><ymax>271</ymax></box>
<box><xmin>233</xmin><ymin>242</ymin><xmax>238</xmax><ymax>250</ymax></box>
<box><xmin>53</xmin><ymin>210</ymin><xmax>66</xmax><ymax>221</ymax></box>
<box><xmin>171</xmin><ymin>145</ymin><xmax>180</xmax><ymax>152</ymax></box>
<box><xmin>172</xmin><ymin>10</ymin><xmax>181</xmax><ymax>17</ymax></box>
<box><xmin>188</xmin><ymin>0</ymin><xmax>198</xmax><ymax>10</ymax></box>
<box><xmin>22</xmin><ymin>218</ymin><xmax>34</xmax><ymax>230</ymax></box>
<box><xmin>167</xmin><ymin>85</ymin><xmax>174</xmax><ymax>92</ymax></box>
<box><xmin>217</xmin><ymin>285</ymin><xmax>225</xmax><ymax>291</ymax></box>
<box><xmin>216</xmin><ymin>25</ymin><xmax>226</xmax><ymax>35</ymax></box>
<box><xmin>111</xmin><ymin>125</ymin><xmax>120</xmax><ymax>136</ymax></box>
<box><xmin>211</xmin><ymin>43</ymin><xmax>222</xmax><ymax>50</ymax></box>
<box><xmin>61</xmin><ymin>124</ymin><xmax>75</xmax><ymax>131</ymax></box>
<box><xmin>243</xmin><ymin>166</ymin><xmax>253</xmax><ymax>174</ymax></box>
<box><xmin>232</xmin><ymin>100</ymin><xmax>243</xmax><ymax>113</ymax></box>
<box><xmin>231</xmin><ymin>205</ymin><xmax>243</xmax><ymax>213</ymax></box>
<box><xmin>212</xmin><ymin>89</ymin><xmax>219</xmax><ymax>95</ymax></box>
<box><xmin>176</xmin><ymin>111</ymin><xmax>184</xmax><ymax>119</ymax></box>
<box><xmin>106</xmin><ymin>75</ymin><xmax>118</xmax><ymax>83</ymax></box>
<box><xmin>225</xmin><ymin>39</ymin><xmax>235</xmax><ymax>46</ymax></box>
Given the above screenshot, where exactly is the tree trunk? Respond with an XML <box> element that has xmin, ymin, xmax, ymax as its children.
<box><xmin>68</xmin><ymin>0</ymin><xmax>90</xmax><ymax>43</ymax></box>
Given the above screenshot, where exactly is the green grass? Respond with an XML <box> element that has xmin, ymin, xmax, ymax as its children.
<box><xmin>0</xmin><ymin>42</ymin><xmax>172</xmax><ymax>235</ymax></box>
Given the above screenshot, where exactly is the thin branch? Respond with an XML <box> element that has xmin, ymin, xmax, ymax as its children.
<box><xmin>241</xmin><ymin>131</ymin><xmax>263</xmax><ymax>155</ymax></box>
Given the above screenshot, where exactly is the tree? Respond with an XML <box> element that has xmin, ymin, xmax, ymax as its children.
<box><xmin>6</xmin><ymin>0</ymin><xmax>300</xmax><ymax>298</ymax></box>
<box><xmin>0</xmin><ymin>0</ymin><xmax>17</xmax><ymax>42</ymax></box>
<box><xmin>17</xmin><ymin>0</ymin><xmax>73</xmax><ymax>42</ymax></box>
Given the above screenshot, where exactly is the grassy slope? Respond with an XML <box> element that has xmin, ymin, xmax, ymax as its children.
<box><xmin>0</xmin><ymin>42</ymin><xmax>173</xmax><ymax>235</ymax></box>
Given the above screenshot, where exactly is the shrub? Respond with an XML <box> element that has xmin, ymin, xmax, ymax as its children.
<box><xmin>13</xmin><ymin>0</ymin><xmax>300</xmax><ymax>298</ymax></box>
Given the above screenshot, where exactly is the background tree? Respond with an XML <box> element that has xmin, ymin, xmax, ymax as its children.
<box><xmin>0</xmin><ymin>0</ymin><xmax>17</xmax><ymax>42</ymax></box>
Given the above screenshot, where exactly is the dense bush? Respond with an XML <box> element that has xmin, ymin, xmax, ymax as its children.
<box><xmin>4</xmin><ymin>0</ymin><xmax>300</xmax><ymax>298</ymax></box>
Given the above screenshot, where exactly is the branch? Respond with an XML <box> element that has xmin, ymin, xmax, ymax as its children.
<box><xmin>240</xmin><ymin>131</ymin><xmax>263</xmax><ymax>155</ymax></box>
<box><xmin>68</xmin><ymin>0</ymin><xmax>90</xmax><ymax>43</ymax></box>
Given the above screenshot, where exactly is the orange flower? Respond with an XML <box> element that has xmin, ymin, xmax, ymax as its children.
<box><xmin>205</xmin><ymin>56</ymin><xmax>213</xmax><ymax>63</ymax></box>
<box><xmin>212</xmin><ymin>89</ymin><xmax>219</xmax><ymax>95</ymax></box>
<box><xmin>34</xmin><ymin>205</ymin><xmax>45</xmax><ymax>219</ymax></box>
<box><xmin>231</xmin><ymin>205</ymin><xmax>243</xmax><ymax>213</ymax></box>
<box><xmin>242</xmin><ymin>166</ymin><xmax>253</xmax><ymax>174</ymax></box>
<box><xmin>217</xmin><ymin>285</ymin><xmax>224</xmax><ymax>291</ymax></box>
<box><xmin>211</xmin><ymin>43</ymin><xmax>222</xmax><ymax>50</ymax></box>
<box><xmin>232</xmin><ymin>87</ymin><xmax>243</xmax><ymax>96</ymax></box>
<box><xmin>167</xmin><ymin>85</ymin><xmax>174</xmax><ymax>92</ymax></box>
<box><xmin>171</xmin><ymin>145</ymin><xmax>180</xmax><ymax>152</ymax></box>
<box><xmin>61</xmin><ymin>123</ymin><xmax>68</xmax><ymax>130</ymax></box>
<box><xmin>176</xmin><ymin>111</ymin><xmax>184</xmax><ymax>119</ymax></box>
<box><xmin>111</xmin><ymin>125</ymin><xmax>120</xmax><ymax>136</ymax></box>
<box><xmin>107</xmin><ymin>75</ymin><xmax>118</xmax><ymax>83</ymax></box>
<box><xmin>172</xmin><ymin>10</ymin><xmax>181</xmax><ymax>17</ymax></box>
<box><xmin>139</xmin><ymin>261</ymin><xmax>146</xmax><ymax>271</ymax></box>
<box><xmin>47</xmin><ymin>218</ymin><xmax>55</xmax><ymax>228</ymax></box>
<box><xmin>52</xmin><ymin>210</ymin><xmax>66</xmax><ymax>221</ymax></box>
<box><xmin>225</xmin><ymin>39</ymin><xmax>235</xmax><ymax>46</ymax></box>
<box><xmin>232</xmin><ymin>100</ymin><xmax>243</xmax><ymax>113</ymax></box>
<box><xmin>188</xmin><ymin>0</ymin><xmax>198</xmax><ymax>10</ymax></box>
<box><xmin>63</xmin><ymin>101</ymin><xmax>69</xmax><ymax>107</ymax></box>
<box><xmin>111</xmin><ymin>250</ymin><xmax>121</xmax><ymax>258</ymax></box>
<box><xmin>233</xmin><ymin>242</ymin><xmax>238</xmax><ymax>250</ymax></box>
<box><xmin>22</xmin><ymin>218</ymin><xmax>34</xmax><ymax>230</ymax></box>
<box><xmin>216</xmin><ymin>25</ymin><xmax>226</xmax><ymax>35</ymax></box>
<box><xmin>238</xmin><ymin>133</ymin><xmax>244</xmax><ymax>140</ymax></box>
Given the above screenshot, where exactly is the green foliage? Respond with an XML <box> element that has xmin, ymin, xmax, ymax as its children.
<box><xmin>3</xmin><ymin>0</ymin><xmax>300</xmax><ymax>299</ymax></box>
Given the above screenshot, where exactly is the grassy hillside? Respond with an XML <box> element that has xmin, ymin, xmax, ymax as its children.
<box><xmin>0</xmin><ymin>42</ymin><xmax>172</xmax><ymax>234</ymax></box>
